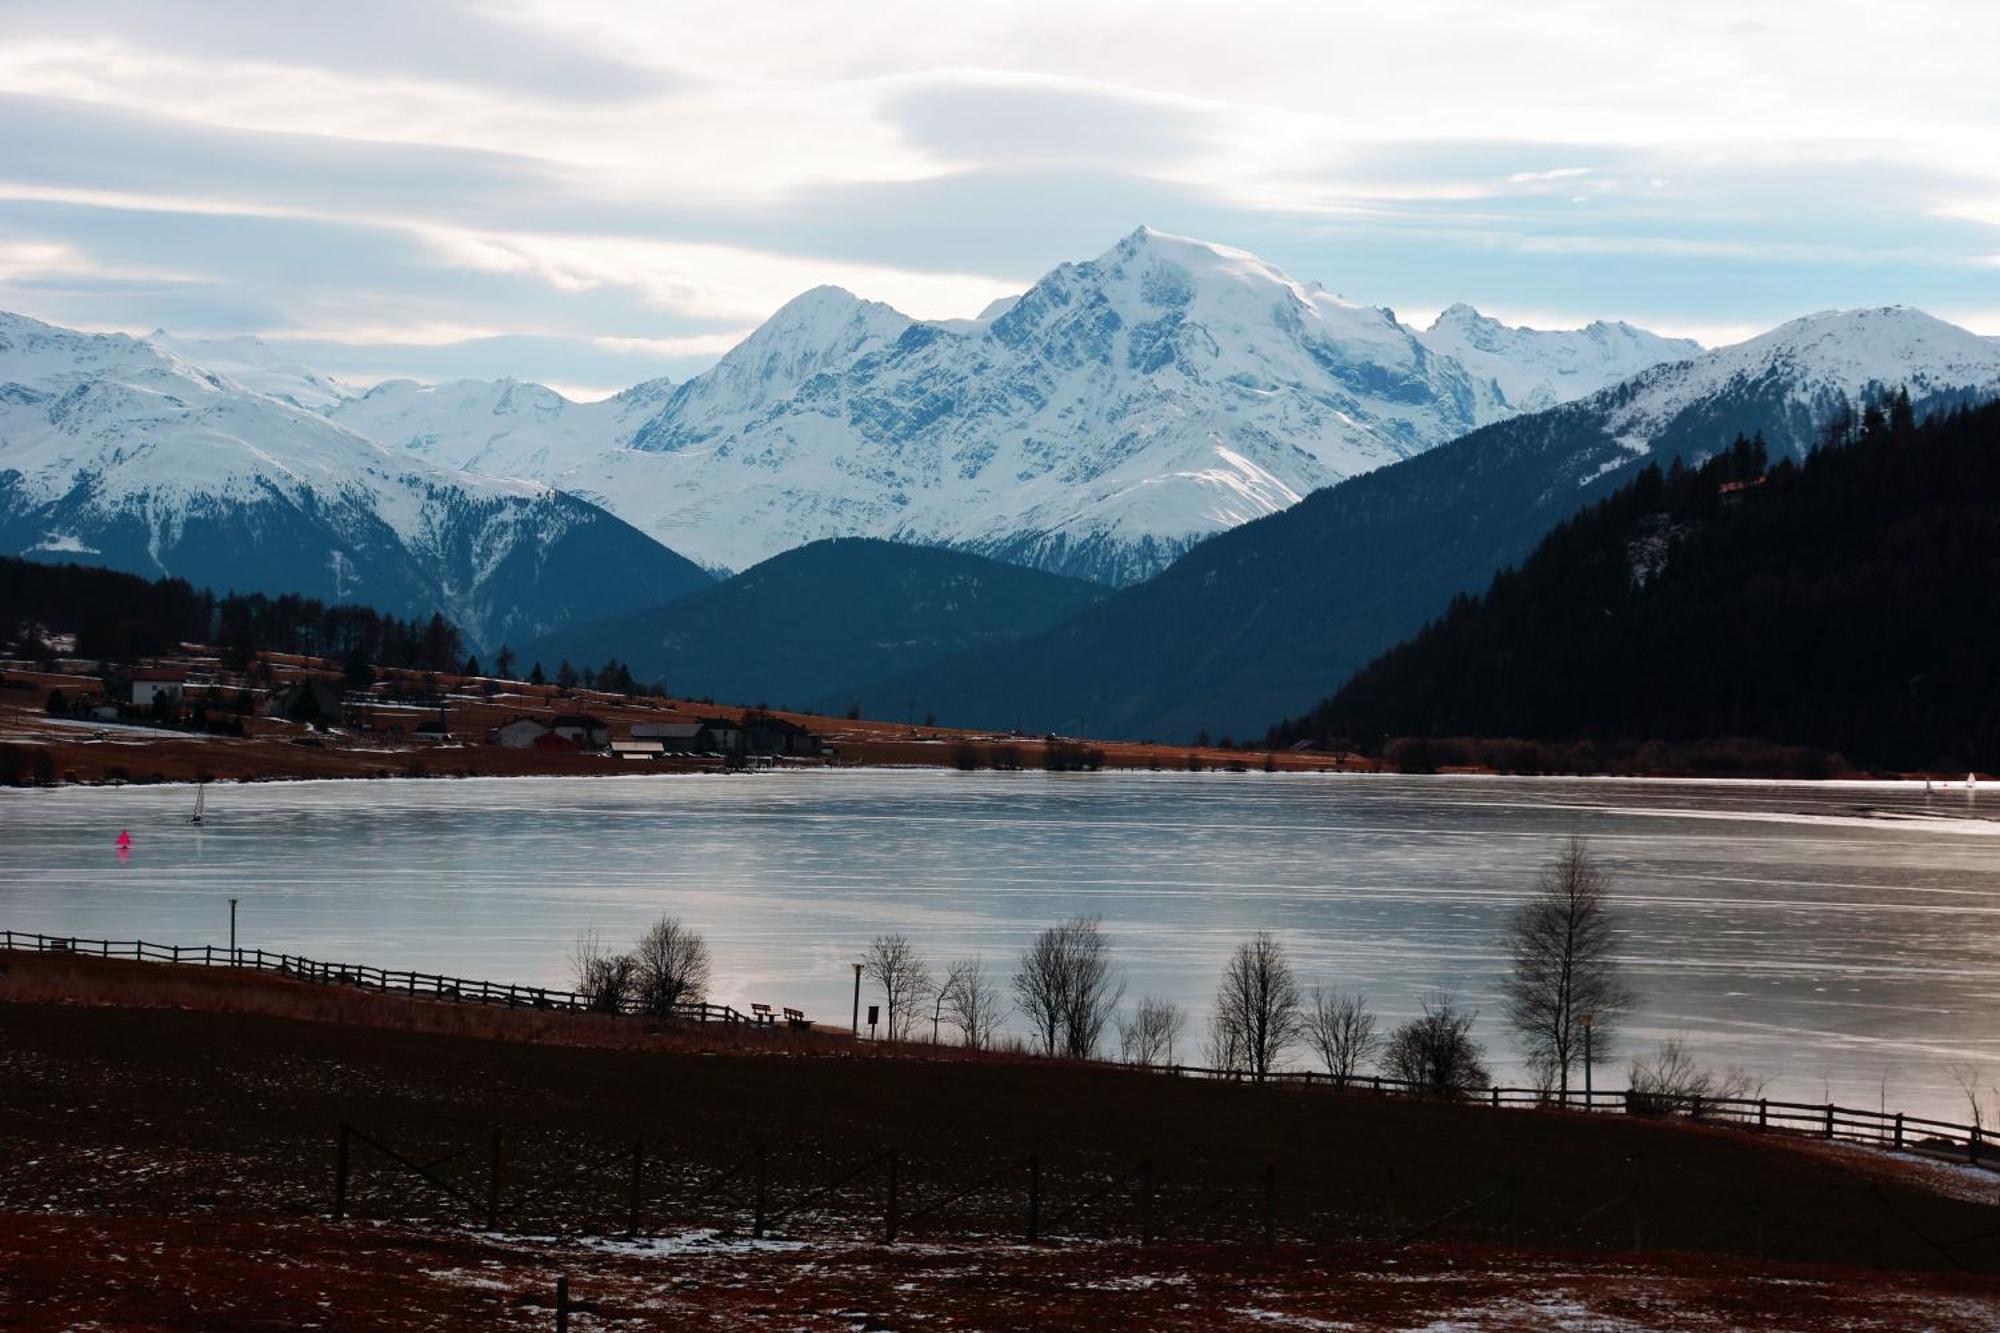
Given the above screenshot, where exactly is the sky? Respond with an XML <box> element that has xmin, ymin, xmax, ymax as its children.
<box><xmin>2</xmin><ymin>0</ymin><xmax>1998</xmax><ymax>399</ymax></box>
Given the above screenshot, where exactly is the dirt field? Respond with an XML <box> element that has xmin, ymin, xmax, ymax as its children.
<box><xmin>2</xmin><ymin>954</ymin><xmax>1998</xmax><ymax>1329</ymax></box>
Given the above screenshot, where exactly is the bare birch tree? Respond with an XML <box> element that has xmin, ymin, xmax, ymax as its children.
<box><xmin>570</xmin><ymin>928</ymin><xmax>638</xmax><ymax>1014</ymax></box>
<box><xmin>939</xmin><ymin>957</ymin><xmax>1007</xmax><ymax>1049</ymax></box>
<box><xmin>1210</xmin><ymin>932</ymin><xmax>1303</xmax><ymax>1079</ymax></box>
<box><xmin>1502</xmin><ymin>837</ymin><xmax>1635</xmax><ymax>1099</ymax></box>
<box><xmin>1118</xmin><ymin>995</ymin><xmax>1186</xmax><ymax>1068</ymax></box>
<box><xmin>865</xmin><ymin>932</ymin><xmax>934</xmax><ymax>1041</ymax></box>
<box><xmin>632</xmin><ymin>915</ymin><xmax>712</xmax><ymax>1017</ymax></box>
<box><xmin>1304</xmin><ymin>987</ymin><xmax>1379</xmax><ymax>1081</ymax></box>
<box><xmin>1013</xmin><ymin>916</ymin><xmax>1123</xmax><ymax>1058</ymax></box>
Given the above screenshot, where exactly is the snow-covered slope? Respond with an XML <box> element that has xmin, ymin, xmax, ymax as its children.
<box><xmin>0</xmin><ymin>313</ymin><xmax>711</xmax><ymax>648</ymax></box>
<box><xmin>1419</xmin><ymin>304</ymin><xmax>1701</xmax><ymax>415</ymax></box>
<box><xmin>328</xmin><ymin>375</ymin><xmax>673</xmax><ymax>478</ymax></box>
<box><xmin>145</xmin><ymin>331</ymin><xmax>355</xmax><ymax>412</ymax></box>
<box><xmin>329</xmin><ymin>228</ymin><xmax>1702</xmax><ymax>584</ymax></box>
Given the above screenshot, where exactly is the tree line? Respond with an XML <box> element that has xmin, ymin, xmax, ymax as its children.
<box><xmin>582</xmin><ymin>841</ymin><xmax>1746</xmax><ymax>1102</ymax></box>
<box><xmin>0</xmin><ymin>556</ymin><xmax>465</xmax><ymax>672</ymax></box>
<box><xmin>1268</xmin><ymin>394</ymin><xmax>2000</xmax><ymax>775</ymax></box>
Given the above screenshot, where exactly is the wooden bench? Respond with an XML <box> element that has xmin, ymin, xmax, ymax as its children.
<box><xmin>783</xmin><ymin>1006</ymin><xmax>812</xmax><ymax>1031</ymax></box>
<box><xmin>749</xmin><ymin>1002</ymin><xmax>776</xmax><ymax>1026</ymax></box>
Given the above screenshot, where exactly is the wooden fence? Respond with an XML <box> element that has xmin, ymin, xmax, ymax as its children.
<box><xmin>0</xmin><ymin>928</ymin><xmax>751</xmax><ymax>1025</ymax></box>
<box><xmin>2</xmin><ymin>927</ymin><xmax>1992</xmax><ymax>1166</ymax></box>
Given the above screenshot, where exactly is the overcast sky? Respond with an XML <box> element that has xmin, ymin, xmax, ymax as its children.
<box><xmin>2</xmin><ymin>0</ymin><xmax>1997</xmax><ymax>398</ymax></box>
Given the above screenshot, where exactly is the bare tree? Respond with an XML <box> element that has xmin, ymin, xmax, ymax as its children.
<box><xmin>569</xmin><ymin>928</ymin><xmax>638</xmax><ymax>1014</ymax></box>
<box><xmin>1946</xmin><ymin>1062</ymin><xmax>1992</xmax><ymax>1136</ymax></box>
<box><xmin>1627</xmin><ymin>1038</ymin><xmax>1759</xmax><ymax>1115</ymax></box>
<box><xmin>632</xmin><ymin>915</ymin><xmax>712</xmax><ymax>1017</ymax></box>
<box><xmin>1304</xmin><ymin>988</ymin><xmax>1379</xmax><ymax>1081</ymax></box>
<box><xmin>1383</xmin><ymin>991</ymin><xmax>1490</xmax><ymax>1098</ymax></box>
<box><xmin>1210</xmin><ymin>932</ymin><xmax>1304</xmax><ymax>1079</ymax></box>
<box><xmin>1118</xmin><ymin>995</ymin><xmax>1186</xmax><ymax>1068</ymax></box>
<box><xmin>1013</xmin><ymin>916</ymin><xmax>1123</xmax><ymax>1058</ymax></box>
<box><xmin>1502</xmin><ymin>837</ymin><xmax>1635</xmax><ymax>1099</ymax></box>
<box><xmin>938</xmin><ymin>958</ymin><xmax>1008</xmax><ymax>1049</ymax></box>
<box><xmin>865</xmin><ymin>933</ymin><xmax>934</xmax><ymax>1042</ymax></box>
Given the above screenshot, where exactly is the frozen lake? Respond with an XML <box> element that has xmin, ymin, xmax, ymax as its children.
<box><xmin>3</xmin><ymin>771</ymin><xmax>1997</xmax><ymax>1122</ymax></box>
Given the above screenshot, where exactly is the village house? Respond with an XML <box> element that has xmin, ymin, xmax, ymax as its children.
<box><xmin>631</xmin><ymin>717</ymin><xmax>743</xmax><ymax>754</ymax></box>
<box><xmin>263</xmin><ymin>677</ymin><xmax>343</xmax><ymax>723</ymax></box>
<box><xmin>742</xmin><ymin>713</ymin><xmax>823</xmax><ymax>757</ymax></box>
<box><xmin>490</xmin><ymin>716</ymin><xmax>551</xmax><ymax>749</ymax></box>
<box><xmin>548</xmin><ymin>713</ymin><xmax>609</xmax><ymax>749</ymax></box>
<box><xmin>129</xmin><ymin>668</ymin><xmax>185</xmax><ymax>709</ymax></box>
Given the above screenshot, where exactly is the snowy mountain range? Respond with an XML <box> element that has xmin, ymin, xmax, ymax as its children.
<box><xmin>0</xmin><ymin>313</ymin><xmax>712</xmax><ymax>650</ymax></box>
<box><xmin>7</xmin><ymin>227</ymin><xmax>1997</xmax><ymax>682</ymax></box>
<box><xmin>326</xmin><ymin>228</ymin><xmax>1701</xmax><ymax>584</ymax></box>
<box><xmin>848</xmin><ymin>303</ymin><xmax>2000</xmax><ymax>742</ymax></box>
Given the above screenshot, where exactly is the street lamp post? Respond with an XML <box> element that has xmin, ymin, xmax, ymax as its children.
<box><xmin>1580</xmin><ymin>1011</ymin><xmax>1596</xmax><ymax>1108</ymax></box>
<box><xmin>228</xmin><ymin>897</ymin><xmax>239</xmax><ymax>964</ymax></box>
<box><xmin>851</xmin><ymin>962</ymin><xmax>863</xmax><ymax>1036</ymax></box>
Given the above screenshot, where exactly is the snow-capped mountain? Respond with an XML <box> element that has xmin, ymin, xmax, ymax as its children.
<box><xmin>329</xmin><ymin>228</ymin><xmax>1703</xmax><ymax>584</ymax></box>
<box><xmin>1418</xmin><ymin>304</ymin><xmax>1700</xmax><ymax>415</ymax></box>
<box><xmin>0</xmin><ymin>313</ymin><xmax>711</xmax><ymax>649</ymax></box>
<box><xmin>849</xmin><ymin>304</ymin><xmax>2000</xmax><ymax>744</ymax></box>
<box><xmin>1584</xmin><ymin>305</ymin><xmax>2000</xmax><ymax>462</ymax></box>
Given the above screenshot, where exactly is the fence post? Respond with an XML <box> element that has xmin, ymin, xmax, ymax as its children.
<box><xmin>1629</xmin><ymin>1160</ymin><xmax>1647</xmax><ymax>1254</ymax></box>
<box><xmin>1027</xmin><ymin>1155</ymin><xmax>1041</xmax><ymax>1243</ymax></box>
<box><xmin>1971</xmin><ymin>1125</ymin><xmax>1983</xmax><ymax>1166</ymax></box>
<box><xmin>554</xmin><ymin>1276</ymin><xmax>569</xmax><ymax>1333</ymax></box>
<box><xmin>1893</xmin><ymin>1112</ymin><xmax>1904</xmax><ymax>1151</ymax></box>
<box><xmin>627</xmin><ymin>1140</ymin><xmax>644</xmax><ymax>1237</ymax></box>
<box><xmin>1263</xmin><ymin>1162</ymin><xmax>1277</xmax><ymax>1247</ymax></box>
<box><xmin>1824</xmin><ymin>1104</ymin><xmax>1835</xmax><ymax>1140</ymax></box>
<box><xmin>486</xmin><ymin>1129</ymin><xmax>502</xmax><ymax>1230</ymax></box>
<box><xmin>1758</xmin><ymin>1099</ymin><xmax>1768</xmax><ymax>1132</ymax></box>
<box><xmin>333</xmin><ymin>1123</ymin><xmax>351</xmax><ymax>1221</ymax></box>
<box><xmin>1690</xmin><ymin>1094</ymin><xmax>1703</xmax><ymax>1122</ymax></box>
<box><xmin>885</xmin><ymin>1149</ymin><xmax>899</xmax><ymax>1244</ymax></box>
<box><xmin>1489</xmin><ymin>1086</ymin><xmax>1499</xmax><ymax>1110</ymax></box>
<box><xmin>753</xmin><ymin>1144</ymin><xmax>769</xmax><ymax>1239</ymax></box>
<box><xmin>1139</xmin><ymin>1158</ymin><xmax>1154</xmax><ymax>1244</ymax></box>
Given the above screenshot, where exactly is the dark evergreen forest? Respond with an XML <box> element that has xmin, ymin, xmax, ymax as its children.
<box><xmin>0</xmin><ymin>557</ymin><xmax>463</xmax><ymax>672</ymax></box>
<box><xmin>1268</xmin><ymin>394</ymin><xmax>2000</xmax><ymax>774</ymax></box>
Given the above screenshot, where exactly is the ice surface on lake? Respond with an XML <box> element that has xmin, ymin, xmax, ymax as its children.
<box><xmin>3</xmin><ymin>772</ymin><xmax>1997</xmax><ymax>1122</ymax></box>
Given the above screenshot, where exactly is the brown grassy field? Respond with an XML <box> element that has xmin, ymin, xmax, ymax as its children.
<box><xmin>1</xmin><ymin>659</ymin><xmax>1363</xmax><ymax>786</ymax></box>
<box><xmin>3</xmin><ymin>952</ymin><xmax>1998</xmax><ymax>1329</ymax></box>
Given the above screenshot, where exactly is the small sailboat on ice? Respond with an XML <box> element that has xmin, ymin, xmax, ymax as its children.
<box><xmin>189</xmin><ymin>780</ymin><xmax>208</xmax><ymax>826</ymax></box>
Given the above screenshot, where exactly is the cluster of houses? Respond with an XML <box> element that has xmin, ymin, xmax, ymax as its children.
<box><xmin>490</xmin><ymin>711</ymin><xmax>823</xmax><ymax>761</ymax></box>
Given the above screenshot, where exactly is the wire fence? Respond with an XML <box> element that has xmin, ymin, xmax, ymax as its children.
<box><xmin>3</xmin><ymin>927</ymin><xmax>1993</xmax><ymax>1166</ymax></box>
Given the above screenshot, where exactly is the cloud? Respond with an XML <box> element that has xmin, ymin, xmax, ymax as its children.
<box><xmin>0</xmin><ymin>1</ymin><xmax>667</xmax><ymax>102</ymax></box>
<box><xmin>0</xmin><ymin>0</ymin><xmax>1995</xmax><ymax>390</ymax></box>
<box><xmin>412</xmin><ymin>224</ymin><xmax>1020</xmax><ymax>323</ymax></box>
<box><xmin>594</xmin><ymin>332</ymin><xmax>755</xmax><ymax>358</ymax></box>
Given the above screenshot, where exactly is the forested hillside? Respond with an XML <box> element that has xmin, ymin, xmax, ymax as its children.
<box><xmin>0</xmin><ymin>557</ymin><xmax>465</xmax><ymax>671</ymax></box>
<box><xmin>526</xmin><ymin>538</ymin><xmax>1105</xmax><ymax>712</ymax></box>
<box><xmin>1267</xmin><ymin>395</ymin><xmax>2000</xmax><ymax>773</ymax></box>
